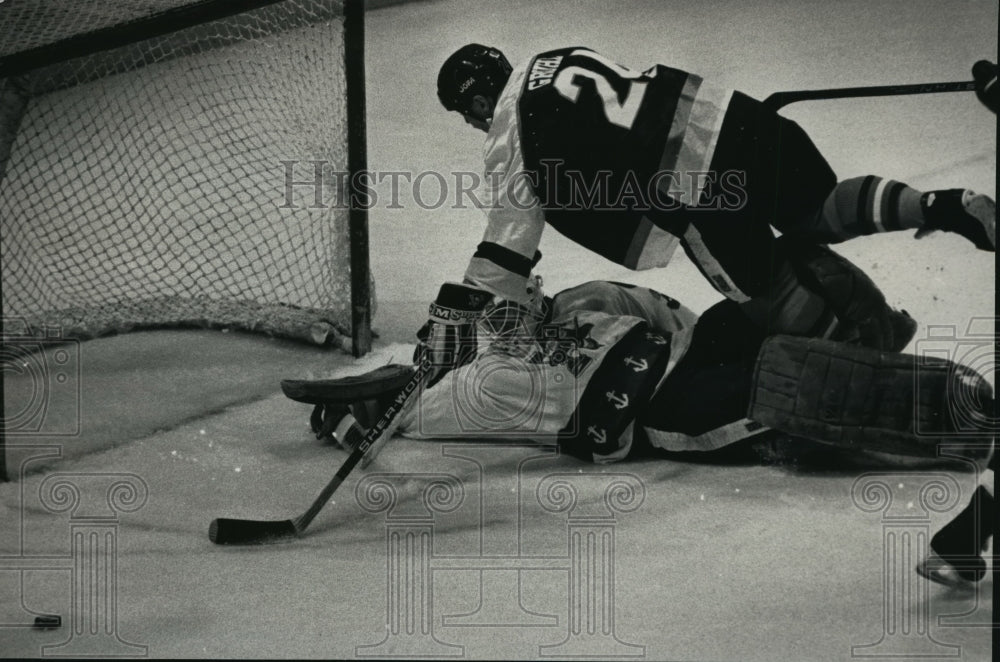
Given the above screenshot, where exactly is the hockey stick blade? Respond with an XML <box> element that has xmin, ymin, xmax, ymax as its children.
<box><xmin>209</xmin><ymin>355</ymin><xmax>431</xmax><ymax>545</ymax></box>
<box><xmin>209</xmin><ymin>517</ymin><xmax>298</xmax><ymax>545</ymax></box>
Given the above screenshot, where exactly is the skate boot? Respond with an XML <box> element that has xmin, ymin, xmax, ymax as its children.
<box><xmin>916</xmin><ymin>189</ymin><xmax>996</xmax><ymax>251</ymax></box>
<box><xmin>916</xmin><ymin>483</ymin><xmax>994</xmax><ymax>589</ymax></box>
<box><xmin>916</xmin><ymin>549</ymin><xmax>986</xmax><ymax>590</ymax></box>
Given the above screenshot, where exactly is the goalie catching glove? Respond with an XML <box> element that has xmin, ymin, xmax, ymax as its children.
<box><xmin>281</xmin><ymin>363</ymin><xmax>416</xmax><ymax>451</ymax></box>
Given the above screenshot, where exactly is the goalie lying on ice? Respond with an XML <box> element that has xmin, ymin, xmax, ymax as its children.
<box><xmin>286</xmin><ymin>280</ymin><xmax>993</xmax><ymax>467</ymax></box>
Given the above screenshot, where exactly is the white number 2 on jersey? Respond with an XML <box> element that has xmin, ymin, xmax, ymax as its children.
<box><xmin>553</xmin><ymin>50</ymin><xmax>648</xmax><ymax>130</ymax></box>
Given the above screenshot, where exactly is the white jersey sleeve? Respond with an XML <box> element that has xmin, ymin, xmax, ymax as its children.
<box><xmin>462</xmin><ymin>62</ymin><xmax>546</xmax><ymax>305</ymax></box>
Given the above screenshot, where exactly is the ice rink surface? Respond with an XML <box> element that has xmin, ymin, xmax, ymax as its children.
<box><xmin>1</xmin><ymin>0</ymin><xmax>997</xmax><ymax>659</ymax></box>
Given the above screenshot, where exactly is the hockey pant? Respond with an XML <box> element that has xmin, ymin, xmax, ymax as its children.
<box><xmin>636</xmin><ymin>298</ymin><xmax>773</xmax><ymax>453</ymax></box>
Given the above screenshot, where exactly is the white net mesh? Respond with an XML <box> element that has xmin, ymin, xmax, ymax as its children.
<box><xmin>1</xmin><ymin>0</ymin><xmax>368</xmax><ymax>346</ymax></box>
<box><xmin>0</xmin><ymin>0</ymin><xmax>203</xmax><ymax>57</ymax></box>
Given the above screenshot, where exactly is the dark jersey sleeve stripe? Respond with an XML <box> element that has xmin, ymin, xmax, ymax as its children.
<box><xmin>473</xmin><ymin>241</ymin><xmax>535</xmax><ymax>277</ymax></box>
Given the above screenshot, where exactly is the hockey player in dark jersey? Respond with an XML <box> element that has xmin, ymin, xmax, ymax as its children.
<box><xmin>426</xmin><ymin>44</ymin><xmax>994</xmax><ymax>378</ymax></box>
<box><xmin>425</xmin><ymin>47</ymin><xmax>998</xmax><ymax>587</ymax></box>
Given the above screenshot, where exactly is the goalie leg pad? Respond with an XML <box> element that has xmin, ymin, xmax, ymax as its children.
<box><xmin>748</xmin><ymin>335</ymin><xmax>993</xmax><ymax>457</ymax></box>
<box><xmin>778</xmin><ymin>236</ymin><xmax>904</xmax><ymax>351</ymax></box>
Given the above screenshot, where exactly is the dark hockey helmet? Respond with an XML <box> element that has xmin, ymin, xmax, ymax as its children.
<box><xmin>437</xmin><ymin>44</ymin><xmax>512</xmax><ymax>113</ymax></box>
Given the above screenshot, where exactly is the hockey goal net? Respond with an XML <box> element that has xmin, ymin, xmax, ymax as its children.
<box><xmin>0</xmin><ymin>0</ymin><xmax>372</xmax><ymax>350</ymax></box>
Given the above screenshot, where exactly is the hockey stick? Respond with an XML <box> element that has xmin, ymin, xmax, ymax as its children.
<box><xmin>209</xmin><ymin>355</ymin><xmax>431</xmax><ymax>545</ymax></box>
<box><xmin>764</xmin><ymin>80</ymin><xmax>976</xmax><ymax>110</ymax></box>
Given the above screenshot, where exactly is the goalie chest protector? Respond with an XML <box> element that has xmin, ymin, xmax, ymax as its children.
<box><xmin>517</xmin><ymin>47</ymin><xmax>692</xmax><ymax>266</ymax></box>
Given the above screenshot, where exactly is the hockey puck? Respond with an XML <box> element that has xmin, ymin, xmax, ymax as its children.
<box><xmin>33</xmin><ymin>615</ymin><xmax>61</xmax><ymax>629</ymax></box>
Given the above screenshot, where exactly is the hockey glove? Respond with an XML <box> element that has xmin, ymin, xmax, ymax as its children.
<box><xmin>415</xmin><ymin>282</ymin><xmax>494</xmax><ymax>388</ymax></box>
<box><xmin>972</xmin><ymin>60</ymin><xmax>998</xmax><ymax>114</ymax></box>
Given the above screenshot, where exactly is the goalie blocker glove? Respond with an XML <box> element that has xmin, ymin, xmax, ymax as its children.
<box><xmin>416</xmin><ymin>282</ymin><xmax>494</xmax><ymax>387</ymax></box>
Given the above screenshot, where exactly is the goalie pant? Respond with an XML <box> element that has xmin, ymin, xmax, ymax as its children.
<box><xmin>398</xmin><ymin>280</ymin><xmax>994</xmax><ymax>463</ymax></box>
